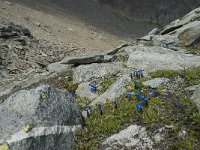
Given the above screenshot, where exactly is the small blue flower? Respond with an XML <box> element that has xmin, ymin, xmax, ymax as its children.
<box><xmin>90</xmin><ymin>87</ymin><xmax>96</xmax><ymax>93</ymax></box>
<box><xmin>134</xmin><ymin>80</ymin><xmax>139</xmax><ymax>85</ymax></box>
<box><xmin>149</xmin><ymin>91</ymin><xmax>158</xmax><ymax>97</ymax></box>
<box><xmin>84</xmin><ymin>106</ymin><xmax>92</xmax><ymax>113</ymax></box>
<box><xmin>127</xmin><ymin>92</ymin><xmax>132</xmax><ymax>97</ymax></box>
<box><xmin>89</xmin><ymin>83</ymin><xmax>96</xmax><ymax>88</ymax></box>
<box><xmin>141</xmin><ymin>96</ymin><xmax>149</xmax><ymax>101</ymax></box>
<box><xmin>138</xmin><ymin>88</ymin><xmax>143</xmax><ymax>93</ymax></box>
<box><xmin>71</xmin><ymin>90</ymin><xmax>76</xmax><ymax>97</ymax></box>
<box><xmin>136</xmin><ymin>103</ymin><xmax>142</xmax><ymax>111</ymax></box>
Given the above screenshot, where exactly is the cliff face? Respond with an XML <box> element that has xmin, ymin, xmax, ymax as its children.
<box><xmin>98</xmin><ymin>0</ymin><xmax>200</xmax><ymax>26</ymax></box>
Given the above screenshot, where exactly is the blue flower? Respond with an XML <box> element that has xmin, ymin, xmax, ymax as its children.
<box><xmin>149</xmin><ymin>91</ymin><xmax>158</xmax><ymax>97</ymax></box>
<box><xmin>134</xmin><ymin>80</ymin><xmax>139</xmax><ymax>85</ymax></box>
<box><xmin>136</xmin><ymin>103</ymin><xmax>142</xmax><ymax>111</ymax></box>
<box><xmin>71</xmin><ymin>90</ymin><xmax>76</xmax><ymax>97</ymax></box>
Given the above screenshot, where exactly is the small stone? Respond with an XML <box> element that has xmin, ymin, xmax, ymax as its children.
<box><xmin>35</xmin><ymin>22</ymin><xmax>41</xmax><ymax>27</ymax></box>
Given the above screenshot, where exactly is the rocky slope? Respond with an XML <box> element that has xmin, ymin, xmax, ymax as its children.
<box><xmin>98</xmin><ymin>0</ymin><xmax>200</xmax><ymax>26</ymax></box>
<box><xmin>0</xmin><ymin>4</ymin><xmax>200</xmax><ymax>150</ymax></box>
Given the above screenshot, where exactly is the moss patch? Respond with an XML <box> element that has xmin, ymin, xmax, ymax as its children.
<box><xmin>0</xmin><ymin>144</ymin><xmax>9</xmax><ymax>150</ymax></box>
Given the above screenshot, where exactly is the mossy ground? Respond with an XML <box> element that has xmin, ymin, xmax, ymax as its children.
<box><xmin>75</xmin><ymin>67</ymin><xmax>200</xmax><ymax>150</ymax></box>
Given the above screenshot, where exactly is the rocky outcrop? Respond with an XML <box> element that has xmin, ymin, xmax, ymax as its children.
<box><xmin>47</xmin><ymin>62</ymin><xmax>72</xmax><ymax>73</ymax></box>
<box><xmin>102</xmin><ymin>125</ymin><xmax>153</xmax><ymax>149</ymax></box>
<box><xmin>73</xmin><ymin>63</ymin><xmax>124</xmax><ymax>83</ymax></box>
<box><xmin>178</xmin><ymin>25</ymin><xmax>200</xmax><ymax>46</ymax></box>
<box><xmin>0</xmin><ymin>85</ymin><xmax>84</xmax><ymax>150</ymax></box>
<box><xmin>143</xmin><ymin>78</ymin><xmax>169</xmax><ymax>88</ymax></box>
<box><xmin>126</xmin><ymin>45</ymin><xmax>200</xmax><ymax>72</ymax></box>
<box><xmin>90</xmin><ymin>74</ymin><xmax>131</xmax><ymax>106</ymax></box>
<box><xmin>61</xmin><ymin>54</ymin><xmax>115</xmax><ymax>65</ymax></box>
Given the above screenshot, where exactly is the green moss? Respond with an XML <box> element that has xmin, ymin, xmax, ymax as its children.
<box><xmin>76</xmin><ymin>95</ymin><xmax>138</xmax><ymax>149</ymax></box>
<box><xmin>181</xmin><ymin>67</ymin><xmax>200</xmax><ymax>84</ymax></box>
<box><xmin>40</xmin><ymin>91</ymin><xmax>47</xmax><ymax>99</ymax></box>
<box><xmin>149</xmin><ymin>69</ymin><xmax>178</xmax><ymax>78</ymax></box>
<box><xmin>0</xmin><ymin>144</ymin><xmax>9</xmax><ymax>150</ymax></box>
<box><xmin>23</xmin><ymin>124</ymin><xmax>32</xmax><ymax>133</ymax></box>
<box><xmin>67</xmin><ymin>83</ymin><xmax>78</xmax><ymax>93</ymax></box>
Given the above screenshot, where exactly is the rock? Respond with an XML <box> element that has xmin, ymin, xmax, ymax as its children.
<box><xmin>34</xmin><ymin>22</ymin><xmax>41</xmax><ymax>27</ymax></box>
<box><xmin>47</xmin><ymin>62</ymin><xmax>71</xmax><ymax>73</ymax></box>
<box><xmin>0</xmin><ymin>18</ymin><xmax>31</xmax><ymax>37</ymax></box>
<box><xmin>148</xmin><ymin>28</ymin><xmax>160</xmax><ymax>35</ymax></box>
<box><xmin>191</xmin><ymin>85</ymin><xmax>200</xmax><ymax>113</ymax></box>
<box><xmin>5</xmin><ymin>1</ymin><xmax>12</xmax><ymax>5</ymax></box>
<box><xmin>90</xmin><ymin>74</ymin><xmax>131</xmax><ymax>106</ymax></box>
<box><xmin>126</xmin><ymin>45</ymin><xmax>200</xmax><ymax>72</ymax></box>
<box><xmin>185</xmin><ymin>84</ymin><xmax>200</xmax><ymax>92</ymax></box>
<box><xmin>154</xmin><ymin>133</ymin><xmax>164</xmax><ymax>143</ymax></box>
<box><xmin>178</xmin><ymin>130</ymin><xmax>187</xmax><ymax>139</ymax></box>
<box><xmin>102</xmin><ymin>125</ymin><xmax>153</xmax><ymax>149</ymax></box>
<box><xmin>160</xmin><ymin>7</ymin><xmax>200</xmax><ymax>35</ymax></box>
<box><xmin>61</xmin><ymin>54</ymin><xmax>115</xmax><ymax>65</ymax></box>
<box><xmin>76</xmin><ymin>82</ymin><xmax>98</xmax><ymax>100</ymax></box>
<box><xmin>107</xmin><ymin>44</ymin><xmax>129</xmax><ymax>55</ymax></box>
<box><xmin>178</xmin><ymin>25</ymin><xmax>200</xmax><ymax>46</ymax></box>
<box><xmin>0</xmin><ymin>85</ymin><xmax>84</xmax><ymax>150</ymax></box>
<box><xmin>73</xmin><ymin>63</ymin><xmax>123</xmax><ymax>83</ymax></box>
<box><xmin>143</xmin><ymin>78</ymin><xmax>169</xmax><ymax>88</ymax></box>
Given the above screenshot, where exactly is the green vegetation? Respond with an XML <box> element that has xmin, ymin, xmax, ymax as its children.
<box><xmin>22</xmin><ymin>124</ymin><xmax>32</xmax><ymax>133</ymax></box>
<box><xmin>149</xmin><ymin>69</ymin><xmax>179</xmax><ymax>78</ymax></box>
<box><xmin>98</xmin><ymin>78</ymin><xmax>116</xmax><ymax>94</ymax></box>
<box><xmin>181</xmin><ymin>67</ymin><xmax>200</xmax><ymax>84</ymax></box>
<box><xmin>75</xmin><ymin>67</ymin><xmax>200</xmax><ymax>149</ymax></box>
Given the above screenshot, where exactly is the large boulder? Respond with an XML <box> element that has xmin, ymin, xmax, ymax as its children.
<box><xmin>73</xmin><ymin>63</ymin><xmax>124</xmax><ymax>83</ymax></box>
<box><xmin>126</xmin><ymin>45</ymin><xmax>200</xmax><ymax>72</ymax></box>
<box><xmin>178</xmin><ymin>25</ymin><xmax>200</xmax><ymax>46</ymax></box>
<box><xmin>191</xmin><ymin>85</ymin><xmax>200</xmax><ymax>113</ymax></box>
<box><xmin>0</xmin><ymin>85</ymin><xmax>84</xmax><ymax>150</ymax></box>
<box><xmin>90</xmin><ymin>74</ymin><xmax>131</xmax><ymax>106</ymax></box>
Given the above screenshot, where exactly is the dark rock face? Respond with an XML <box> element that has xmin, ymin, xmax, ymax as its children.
<box><xmin>98</xmin><ymin>0</ymin><xmax>200</xmax><ymax>26</ymax></box>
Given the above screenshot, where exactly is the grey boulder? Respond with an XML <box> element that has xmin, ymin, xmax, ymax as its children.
<box><xmin>126</xmin><ymin>45</ymin><xmax>200</xmax><ymax>72</ymax></box>
<box><xmin>90</xmin><ymin>74</ymin><xmax>131</xmax><ymax>106</ymax></box>
<box><xmin>0</xmin><ymin>85</ymin><xmax>83</xmax><ymax>150</ymax></box>
<box><xmin>178</xmin><ymin>25</ymin><xmax>200</xmax><ymax>46</ymax></box>
<box><xmin>143</xmin><ymin>78</ymin><xmax>169</xmax><ymax>88</ymax></box>
<box><xmin>73</xmin><ymin>63</ymin><xmax>123</xmax><ymax>83</ymax></box>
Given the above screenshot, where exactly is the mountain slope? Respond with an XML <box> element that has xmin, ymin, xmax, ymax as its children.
<box><xmin>98</xmin><ymin>0</ymin><xmax>200</xmax><ymax>26</ymax></box>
